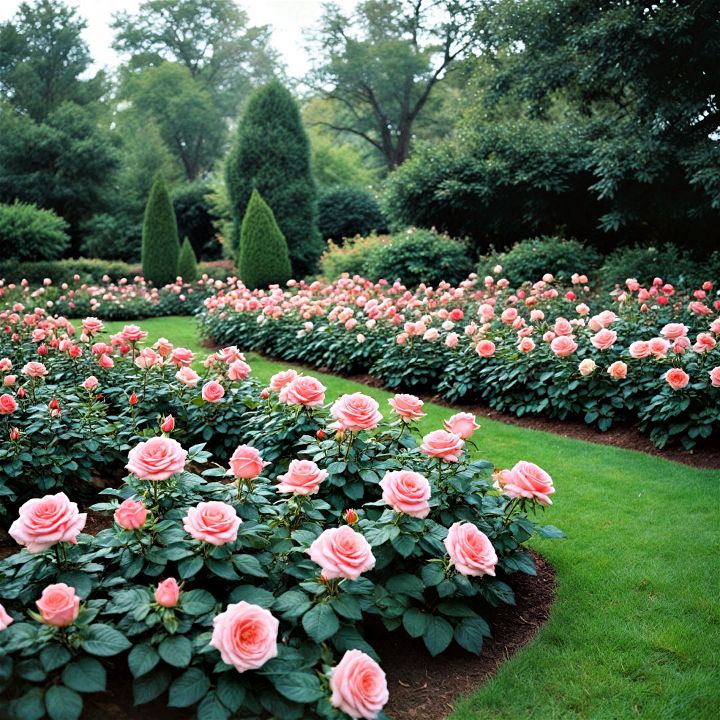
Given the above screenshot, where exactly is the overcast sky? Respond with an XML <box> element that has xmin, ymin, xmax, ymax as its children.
<box><xmin>0</xmin><ymin>0</ymin><xmax>357</xmax><ymax>77</ymax></box>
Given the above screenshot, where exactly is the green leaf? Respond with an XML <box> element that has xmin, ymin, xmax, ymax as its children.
<box><xmin>197</xmin><ymin>693</ymin><xmax>230</xmax><ymax>720</ymax></box>
<box><xmin>386</xmin><ymin>573</ymin><xmax>425</xmax><ymax>600</ymax></box>
<box><xmin>216</xmin><ymin>674</ymin><xmax>246</xmax><ymax>712</ymax></box>
<box><xmin>207</xmin><ymin>559</ymin><xmax>238</xmax><ymax>580</ymax></box>
<box><xmin>274</xmin><ymin>590</ymin><xmax>312</xmax><ymax>617</ymax></box>
<box><xmin>178</xmin><ymin>555</ymin><xmax>203</xmax><ymax>579</ymax></box>
<box><xmin>539</xmin><ymin>525</ymin><xmax>565</xmax><ymax>538</ymax></box>
<box><xmin>228</xmin><ymin>584</ymin><xmax>275</xmax><ymax>608</ymax></box>
<box><xmin>40</xmin><ymin>645</ymin><xmax>71</xmax><ymax>672</ymax></box>
<box><xmin>159</xmin><ymin>635</ymin><xmax>193</xmax><ymax>668</ymax></box>
<box><xmin>45</xmin><ymin>685</ymin><xmax>83</xmax><ymax>720</ymax></box>
<box><xmin>391</xmin><ymin>533</ymin><xmax>416</xmax><ymax>557</ymax></box>
<box><xmin>128</xmin><ymin>643</ymin><xmax>160</xmax><ymax>678</ymax></box>
<box><xmin>181</xmin><ymin>589</ymin><xmax>216</xmax><ymax>615</ymax></box>
<box><xmin>12</xmin><ymin>688</ymin><xmax>45</xmax><ymax>720</ymax></box>
<box><xmin>454</xmin><ymin>617</ymin><xmax>491</xmax><ymax>654</ymax></box>
<box><xmin>62</xmin><ymin>657</ymin><xmax>106</xmax><ymax>693</ymax></box>
<box><xmin>272</xmin><ymin>672</ymin><xmax>325</xmax><ymax>703</ymax></box>
<box><xmin>402</xmin><ymin>608</ymin><xmax>430</xmax><ymax>639</ymax></box>
<box><xmin>330</xmin><ymin>594</ymin><xmax>363</xmax><ymax>620</ymax></box>
<box><xmin>168</xmin><ymin>668</ymin><xmax>210</xmax><ymax>708</ymax></box>
<box><xmin>423</xmin><ymin>616</ymin><xmax>453</xmax><ymax>656</ymax></box>
<box><xmin>233</xmin><ymin>554</ymin><xmax>268</xmax><ymax>577</ymax></box>
<box><xmin>302</xmin><ymin>603</ymin><xmax>339</xmax><ymax>643</ymax></box>
<box><xmin>81</xmin><ymin>624</ymin><xmax>131</xmax><ymax>657</ymax></box>
<box><xmin>421</xmin><ymin>562</ymin><xmax>446</xmax><ymax>587</ymax></box>
<box><xmin>133</xmin><ymin>666</ymin><xmax>171</xmax><ymax>705</ymax></box>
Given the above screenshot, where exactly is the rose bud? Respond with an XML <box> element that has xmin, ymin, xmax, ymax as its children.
<box><xmin>154</xmin><ymin>578</ymin><xmax>180</xmax><ymax>608</ymax></box>
<box><xmin>343</xmin><ymin>509</ymin><xmax>359</xmax><ymax>525</ymax></box>
<box><xmin>10</xmin><ymin>427</ymin><xmax>20</xmax><ymax>441</ymax></box>
<box><xmin>48</xmin><ymin>398</ymin><xmax>59</xmax><ymax>410</ymax></box>
<box><xmin>260</xmin><ymin>388</ymin><xmax>270</xmax><ymax>399</ymax></box>
<box><xmin>114</xmin><ymin>497</ymin><xmax>148</xmax><ymax>530</ymax></box>
<box><xmin>38</xmin><ymin>344</ymin><xmax>48</xmax><ymax>355</ymax></box>
<box><xmin>17</xmin><ymin>387</ymin><xmax>25</xmax><ymax>399</ymax></box>
<box><xmin>129</xmin><ymin>392</ymin><xmax>138</xmax><ymax>405</ymax></box>
<box><xmin>161</xmin><ymin>415</ymin><xmax>175</xmax><ymax>433</ymax></box>
<box><xmin>316</xmin><ymin>429</ymin><xmax>326</xmax><ymax>440</ymax></box>
<box><xmin>36</xmin><ymin>583</ymin><xmax>81</xmax><ymax>627</ymax></box>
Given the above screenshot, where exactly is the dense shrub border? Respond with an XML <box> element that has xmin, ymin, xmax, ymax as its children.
<box><xmin>197</xmin><ymin>273</ymin><xmax>720</xmax><ymax>450</ymax></box>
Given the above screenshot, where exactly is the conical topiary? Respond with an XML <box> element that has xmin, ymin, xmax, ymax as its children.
<box><xmin>239</xmin><ymin>190</ymin><xmax>292</xmax><ymax>289</ymax></box>
<box><xmin>177</xmin><ymin>236</ymin><xmax>199</xmax><ymax>282</ymax></box>
<box><xmin>142</xmin><ymin>176</ymin><xmax>179</xmax><ymax>286</ymax></box>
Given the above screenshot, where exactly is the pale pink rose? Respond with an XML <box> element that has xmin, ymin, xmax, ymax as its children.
<box><xmin>114</xmin><ymin>497</ymin><xmax>148</xmax><ymax>530</ymax></box>
<box><xmin>9</xmin><ymin>492</ymin><xmax>86</xmax><ymax>553</ymax></box>
<box><xmin>227</xmin><ymin>359</ymin><xmax>251</xmax><ymax>380</ymax></box>
<box><xmin>36</xmin><ymin>583</ymin><xmax>80</xmax><ymax>627</ymax></box>
<box><xmin>578</xmin><ymin>358</ymin><xmax>596</xmax><ymax>376</ymax></box>
<box><xmin>0</xmin><ymin>393</ymin><xmax>17</xmax><ymax>414</ymax></box>
<box><xmin>443</xmin><ymin>412</ymin><xmax>479</xmax><ymax>439</ymax></box>
<box><xmin>497</xmin><ymin>461</ymin><xmax>555</xmax><ymax>505</ymax></box>
<box><xmin>229</xmin><ymin>444</ymin><xmax>270</xmax><ymax>479</ymax></box>
<box><xmin>554</xmin><ymin>318</ymin><xmax>573</xmax><ymax>336</ymax></box>
<box><xmin>99</xmin><ymin>353</ymin><xmax>114</xmax><ymax>369</ymax></box>
<box><xmin>120</xmin><ymin>324</ymin><xmax>148</xmax><ymax>343</ymax></box>
<box><xmin>388</xmin><ymin>393</ymin><xmax>425</xmax><ymax>421</ymax></box>
<box><xmin>709</xmin><ymin>367</ymin><xmax>720</xmax><ymax>387</ymax></box>
<box><xmin>664</xmin><ymin>367</ymin><xmax>690</xmax><ymax>390</ymax></box>
<box><xmin>280</xmin><ymin>375</ymin><xmax>327</xmax><ymax>407</ymax></box>
<box><xmin>3</xmin><ymin>374</ymin><xmax>15</xmax><ymax>386</ymax></box>
<box><xmin>607</xmin><ymin>361</ymin><xmax>628</xmax><ymax>380</ymax></box>
<box><xmin>380</xmin><ymin>470</ymin><xmax>431</xmax><ymax>518</ymax></box>
<box><xmin>330</xmin><ymin>649</ymin><xmax>389</xmax><ymax>720</ymax></box>
<box><xmin>628</xmin><ymin>341</ymin><xmax>651</xmax><ymax>359</ymax></box>
<box><xmin>648</xmin><ymin>337</ymin><xmax>670</xmax><ymax>357</ymax></box>
<box><xmin>330</xmin><ymin>393</ymin><xmax>382</xmax><ymax>431</ymax></box>
<box><xmin>135</xmin><ymin>348</ymin><xmax>159</xmax><ymax>369</ymax></box>
<box><xmin>0</xmin><ymin>358</ymin><xmax>11</xmax><ymax>372</ymax></box>
<box><xmin>170</xmin><ymin>347</ymin><xmax>194</xmax><ymax>366</ymax></box>
<box><xmin>590</xmin><ymin>328</ymin><xmax>617</xmax><ymax>350</ymax></box>
<box><xmin>307</xmin><ymin>526</ymin><xmax>376</xmax><ymax>580</ymax></box>
<box><xmin>444</xmin><ymin>522</ymin><xmax>497</xmax><ymax>577</ymax></box>
<box><xmin>501</xmin><ymin>307</ymin><xmax>517</xmax><ymax>324</ymax></box>
<box><xmin>476</xmin><ymin>339</ymin><xmax>496</xmax><ymax>358</ymax></box>
<box><xmin>445</xmin><ymin>332</ymin><xmax>459</xmax><ymax>348</ymax></box>
<box><xmin>276</xmin><ymin>459</ymin><xmax>327</xmax><ymax>495</ymax></box>
<box><xmin>210</xmin><ymin>602</ymin><xmax>279</xmax><ymax>672</ymax></box>
<box><xmin>22</xmin><ymin>361</ymin><xmax>48</xmax><ymax>378</ymax></box>
<box><xmin>0</xmin><ymin>603</ymin><xmax>13</xmax><ymax>631</ymax></box>
<box><xmin>218</xmin><ymin>346</ymin><xmax>244</xmax><ymax>364</ymax></box>
<box><xmin>550</xmin><ymin>335</ymin><xmax>578</xmax><ymax>357</ymax></box>
<box><xmin>660</xmin><ymin>323</ymin><xmax>688</xmax><ymax>340</ymax></box>
<box><xmin>154</xmin><ymin>578</ymin><xmax>180</xmax><ymax>608</ymax></box>
<box><xmin>183</xmin><ymin>501</ymin><xmax>241</xmax><ymax>545</ymax></box>
<box><xmin>693</xmin><ymin>333</ymin><xmax>716</xmax><ymax>353</ymax></box>
<box><xmin>269</xmin><ymin>369</ymin><xmax>298</xmax><ymax>391</ymax></box>
<box><xmin>81</xmin><ymin>317</ymin><xmax>104</xmax><ymax>335</ymax></box>
<box><xmin>202</xmin><ymin>380</ymin><xmax>225</xmax><ymax>403</ymax></box>
<box><xmin>82</xmin><ymin>375</ymin><xmax>99</xmax><ymax>390</ymax></box>
<box><xmin>518</xmin><ymin>337</ymin><xmax>535</xmax><ymax>353</ymax></box>
<box><xmin>420</xmin><ymin>429</ymin><xmax>464</xmax><ymax>462</ymax></box>
<box><xmin>176</xmin><ymin>366</ymin><xmax>200</xmax><ymax>387</ymax></box>
<box><xmin>126</xmin><ymin>437</ymin><xmax>188</xmax><ymax>481</ymax></box>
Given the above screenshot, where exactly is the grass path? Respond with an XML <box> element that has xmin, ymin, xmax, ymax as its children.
<box><xmin>106</xmin><ymin>317</ymin><xmax>720</xmax><ymax>719</ymax></box>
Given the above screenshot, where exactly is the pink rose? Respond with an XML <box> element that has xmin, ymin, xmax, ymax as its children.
<box><xmin>210</xmin><ymin>601</ymin><xmax>279</xmax><ymax>673</ymax></box>
<box><xmin>229</xmin><ymin>444</ymin><xmax>270</xmax><ymax>479</ymax></box>
<box><xmin>176</xmin><ymin>366</ymin><xmax>200</xmax><ymax>387</ymax></box>
<box><xmin>518</xmin><ymin>337</ymin><xmax>535</xmax><ymax>353</ymax></box>
<box><xmin>607</xmin><ymin>361</ymin><xmax>628</xmax><ymax>380</ymax></box>
<box><xmin>380</xmin><ymin>470</ymin><xmax>431</xmax><ymax>518</ymax></box>
<box><xmin>22</xmin><ymin>361</ymin><xmax>48</xmax><ymax>378</ymax></box>
<box><xmin>590</xmin><ymin>328</ymin><xmax>617</xmax><ymax>350</ymax></box>
<box><xmin>660</xmin><ymin>323</ymin><xmax>688</xmax><ymax>340</ymax></box>
<box><xmin>497</xmin><ymin>460</ymin><xmax>555</xmax><ymax>505</ymax></box>
<box><xmin>443</xmin><ymin>412</ymin><xmax>479</xmax><ymax>439</ymax></box>
<box><xmin>553</xmin><ymin>318</ymin><xmax>573</xmax><ymax>336</ymax></box>
<box><xmin>330</xmin><ymin>393</ymin><xmax>383</xmax><ymax>431</ymax></box>
<box><xmin>444</xmin><ymin>522</ymin><xmax>497</xmax><ymax>577</ymax></box>
<box><xmin>550</xmin><ymin>335</ymin><xmax>578</xmax><ymax>357</ymax></box>
<box><xmin>81</xmin><ymin>317</ymin><xmax>104</xmax><ymax>335</ymax></box>
<box><xmin>120</xmin><ymin>324</ymin><xmax>148</xmax><ymax>343</ymax></box>
<box><xmin>420</xmin><ymin>429</ymin><xmax>464</xmax><ymax>462</ymax></box>
<box><xmin>183</xmin><ymin>501</ymin><xmax>241</xmax><ymax>545</ymax></box>
<box><xmin>0</xmin><ymin>393</ymin><xmax>17</xmax><ymax>415</ymax></box>
<box><xmin>269</xmin><ymin>369</ymin><xmax>298</xmax><ymax>391</ymax></box>
<box><xmin>170</xmin><ymin>347</ymin><xmax>194</xmax><ymax>366</ymax></box>
<box><xmin>709</xmin><ymin>367</ymin><xmax>720</xmax><ymax>388</ymax></box>
<box><xmin>155</xmin><ymin>578</ymin><xmax>180</xmax><ymax>608</ymax></box>
<box><xmin>202</xmin><ymin>380</ymin><xmax>225</xmax><ymax>403</ymax></box>
<box><xmin>114</xmin><ymin>497</ymin><xmax>148</xmax><ymax>530</ymax></box>
<box><xmin>9</xmin><ymin>492</ymin><xmax>86</xmax><ymax>553</ymax></box>
<box><xmin>648</xmin><ymin>337</ymin><xmax>670</xmax><ymax>357</ymax></box>
<box><xmin>578</xmin><ymin>358</ymin><xmax>596</xmax><ymax>376</ymax></box>
<box><xmin>388</xmin><ymin>393</ymin><xmax>425</xmax><ymax>421</ymax></box>
<box><xmin>99</xmin><ymin>353</ymin><xmax>114</xmax><ymax>369</ymax></box>
<box><xmin>628</xmin><ymin>341</ymin><xmax>651</xmax><ymax>359</ymax></box>
<box><xmin>227</xmin><ymin>359</ymin><xmax>251</xmax><ymax>381</ymax></box>
<box><xmin>280</xmin><ymin>375</ymin><xmax>327</xmax><ymax>407</ymax></box>
<box><xmin>3</xmin><ymin>375</ymin><xmax>16</xmax><ymax>386</ymax></box>
<box><xmin>0</xmin><ymin>603</ymin><xmax>13</xmax><ymax>631</ymax></box>
<box><xmin>126</xmin><ymin>436</ymin><xmax>188</xmax><ymax>481</ymax></box>
<box><xmin>476</xmin><ymin>340</ymin><xmax>496</xmax><ymax>358</ymax></box>
<box><xmin>307</xmin><ymin>526</ymin><xmax>376</xmax><ymax>580</ymax></box>
<box><xmin>36</xmin><ymin>583</ymin><xmax>81</xmax><ymax>627</ymax></box>
<box><xmin>82</xmin><ymin>375</ymin><xmax>99</xmax><ymax>390</ymax></box>
<box><xmin>330</xmin><ymin>649</ymin><xmax>389</xmax><ymax>720</ymax></box>
<box><xmin>664</xmin><ymin>367</ymin><xmax>690</xmax><ymax>390</ymax></box>
<box><xmin>276</xmin><ymin>459</ymin><xmax>328</xmax><ymax>495</ymax></box>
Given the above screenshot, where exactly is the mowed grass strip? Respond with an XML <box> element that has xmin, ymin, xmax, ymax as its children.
<box><xmin>105</xmin><ymin>316</ymin><xmax>720</xmax><ymax>719</ymax></box>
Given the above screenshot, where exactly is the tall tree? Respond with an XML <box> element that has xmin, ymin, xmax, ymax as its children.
<box><xmin>0</xmin><ymin>0</ymin><xmax>105</xmax><ymax>121</ymax></box>
<box><xmin>142</xmin><ymin>177</ymin><xmax>180</xmax><ymax>286</ymax></box>
<box><xmin>307</xmin><ymin>0</ymin><xmax>481</xmax><ymax>170</ymax></box>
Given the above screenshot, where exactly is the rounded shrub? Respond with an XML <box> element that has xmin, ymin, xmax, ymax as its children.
<box><xmin>0</xmin><ymin>201</ymin><xmax>69</xmax><ymax>261</ymax></box>
<box><xmin>319</xmin><ymin>235</ymin><xmax>388</xmax><ymax>280</ymax></box>
<box><xmin>141</xmin><ymin>177</ymin><xmax>180</xmax><ymax>287</ymax></box>
<box><xmin>239</xmin><ymin>190</ymin><xmax>292</xmax><ymax>289</ymax></box>
<box><xmin>177</xmin><ymin>237</ymin><xmax>199</xmax><ymax>282</ymax></box>
<box><xmin>317</xmin><ymin>185</ymin><xmax>388</xmax><ymax>242</ymax></box>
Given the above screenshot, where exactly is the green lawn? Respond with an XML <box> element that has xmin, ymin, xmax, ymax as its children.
<box><xmin>106</xmin><ymin>317</ymin><xmax>720</xmax><ymax>719</ymax></box>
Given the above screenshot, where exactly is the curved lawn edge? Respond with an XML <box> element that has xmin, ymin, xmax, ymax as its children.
<box><xmin>105</xmin><ymin>317</ymin><xmax>720</xmax><ymax>720</ymax></box>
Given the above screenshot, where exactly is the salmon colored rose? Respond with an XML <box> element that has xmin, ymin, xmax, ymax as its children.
<box><xmin>10</xmin><ymin>492</ymin><xmax>86</xmax><ymax>553</ymax></box>
<box><xmin>276</xmin><ymin>459</ymin><xmax>328</xmax><ymax>495</ymax></box>
<box><xmin>444</xmin><ymin>522</ymin><xmax>497</xmax><ymax>577</ymax></box>
<box><xmin>120</xmin><ymin>324</ymin><xmax>148</xmax><ymax>343</ymax></box>
<box><xmin>648</xmin><ymin>337</ymin><xmax>670</xmax><ymax>357</ymax></box>
<box><xmin>307</xmin><ymin>526</ymin><xmax>376</xmax><ymax>580</ymax></box>
<box><xmin>0</xmin><ymin>393</ymin><xmax>17</xmax><ymax>414</ymax></box>
<box><xmin>36</xmin><ymin>583</ymin><xmax>81</xmax><ymax>627</ymax></box>
<box><xmin>420</xmin><ymin>429</ymin><xmax>464</xmax><ymax>462</ymax></box>
<box><xmin>388</xmin><ymin>393</ymin><xmax>425</xmax><ymax>420</ymax></box>
<box><xmin>607</xmin><ymin>361</ymin><xmax>628</xmax><ymax>380</ymax></box>
<box><xmin>202</xmin><ymin>380</ymin><xmax>225</xmax><ymax>403</ymax></box>
<box><xmin>443</xmin><ymin>412</ymin><xmax>479</xmax><ymax>439</ymax></box>
<box><xmin>660</xmin><ymin>323</ymin><xmax>688</xmax><ymax>340</ymax></box>
<box><xmin>628</xmin><ymin>340</ymin><xmax>651</xmax><ymax>359</ymax></box>
<box><xmin>476</xmin><ymin>340</ymin><xmax>496</xmax><ymax>358</ymax></box>
<box><xmin>380</xmin><ymin>470</ymin><xmax>431</xmax><ymax>518</ymax></box>
<box><xmin>550</xmin><ymin>335</ymin><xmax>578</xmax><ymax>357</ymax></box>
<box><xmin>578</xmin><ymin>358</ymin><xmax>596</xmax><ymax>376</ymax></box>
<box><xmin>329</xmin><ymin>649</ymin><xmax>389</xmax><ymax>720</ymax></box>
<box><xmin>126</xmin><ymin>437</ymin><xmax>188</xmax><ymax>481</ymax></box>
<box><xmin>590</xmin><ymin>328</ymin><xmax>617</xmax><ymax>350</ymax></box>
<box><xmin>170</xmin><ymin>347</ymin><xmax>194</xmax><ymax>366</ymax></box>
<box><xmin>269</xmin><ymin>369</ymin><xmax>298</xmax><ymax>391</ymax></box>
<box><xmin>175</xmin><ymin>366</ymin><xmax>200</xmax><ymax>387</ymax></box>
<box><xmin>22</xmin><ymin>361</ymin><xmax>48</xmax><ymax>378</ymax></box>
<box><xmin>497</xmin><ymin>461</ymin><xmax>555</xmax><ymax>505</ymax></box>
<box><xmin>81</xmin><ymin>317</ymin><xmax>104</xmax><ymax>335</ymax></box>
<box><xmin>330</xmin><ymin>393</ymin><xmax>383</xmax><ymax>431</ymax></box>
<box><xmin>280</xmin><ymin>375</ymin><xmax>326</xmax><ymax>407</ymax></box>
<box><xmin>210</xmin><ymin>601</ymin><xmax>279</xmax><ymax>673</ymax></box>
<box><xmin>154</xmin><ymin>578</ymin><xmax>180</xmax><ymax>608</ymax></box>
<box><xmin>229</xmin><ymin>444</ymin><xmax>270</xmax><ymax>479</ymax></box>
<box><xmin>665</xmin><ymin>367</ymin><xmax>690</xmax><ymax>390</ymax></box>
<box><xmin>227</xmin><ymin>359</ymin><xmax>251</xmax><ymax>380</ymax></box>
<box><xmin>709</xmin><ymin>367</ymin><xmax>720</xmax><ymax>388</ymax></box>
<box><xmin>183</xmin><ymin>501</ymin><xmax>241</xmax><ymax>545</ymax></box>
<box><xmin>114</xmin><ymin>497</ymin><xmax>148</xmax><ymax>530</ymax></box>
<box><xmin>0</xmin><ymin>603</ymin><xmax>13</xmax><ymax>631</ymax></box>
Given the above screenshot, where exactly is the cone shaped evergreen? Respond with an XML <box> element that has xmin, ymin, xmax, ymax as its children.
<box><xmin>239</xmin><ymin>190</ymin><xmax>292</xmax><ymax>289</ymax></box>
<box><xmin>226</xmin><ymin>80</ymin><xmax>321</xmax><ymax>278</ymax></box>
<box><xmin>142</xmin><ymin>177</ymin><xmax>179</xmax><ymax>286</ymax></box>
<box><xmin>177</xmin><ymin>236</ymin><xmax>199</xmax><ymax>282</ymax></box>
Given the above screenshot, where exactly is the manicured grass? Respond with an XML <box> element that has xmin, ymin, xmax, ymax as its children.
<box><xmin>106</xmin><ymin>317</ymin><xmax>720</xmax><ymax>719</ymax></box>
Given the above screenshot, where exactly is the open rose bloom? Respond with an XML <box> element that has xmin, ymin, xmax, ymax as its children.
<box><xmin>10</xmin><ymin>492</ymin><xmax>86</xmax><ymax>553</ymax></box>
<box><xmin>126</xmin><ymin>436</ymin><xmax>188</xmax><ymax>481</ymax></box>
<box><xmin>330</xmin><ymin>649</ymin><xmax>389</xmax><ymax>720</ymax></box>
